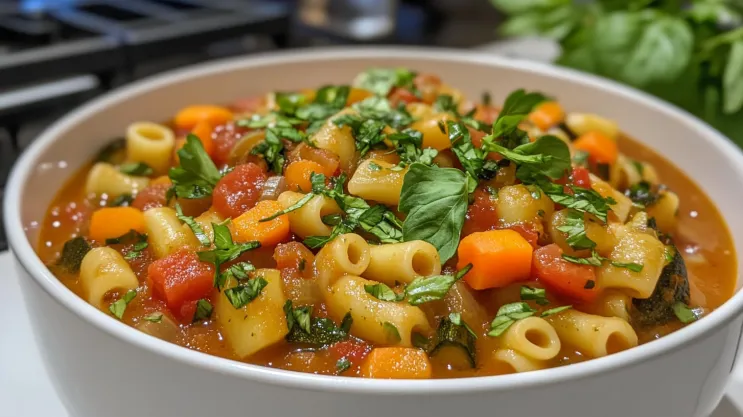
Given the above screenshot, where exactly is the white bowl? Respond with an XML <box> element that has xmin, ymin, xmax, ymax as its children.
<box><xmin>4</xmin><ymin>47</ymin><xmax>743</xmax><ymax>417</ymax></box>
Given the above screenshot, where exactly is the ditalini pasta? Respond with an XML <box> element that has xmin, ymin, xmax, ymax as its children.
<box><xmin>125</xmin><ymin>122</ymin><xmax>176</xmax><ymax>175</ymax></box>
<box><xmin>362</xmin><ymin>240</ymin><xmax>440</xmax><ymax>285</ymax></box>
<box><xmin>39</xmin><ymin>67</ymin><xmax>735</xmax><ymax>379</ymax></box>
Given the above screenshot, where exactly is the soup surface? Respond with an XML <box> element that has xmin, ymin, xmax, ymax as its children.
<box><xmin>37</xmin><ymin>68</ymin><xmax>736</xmax><ymax>379</ymax></box>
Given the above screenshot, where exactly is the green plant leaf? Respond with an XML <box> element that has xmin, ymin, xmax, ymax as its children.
<box><xmin>724</xmin><ymin>40</ymin><xmax>743</xmax><ymax>114</ymax></box>
<box><xmin>621</xmin><ymin>16</ymin><xmax>694</xmax><ymax>87</ymax></box>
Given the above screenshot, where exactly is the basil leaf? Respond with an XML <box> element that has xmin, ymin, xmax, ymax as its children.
<box><xmin>109</xmin><ymin>290</ymin><xmax>137</xmax><ymax>320</ymax></box>
<box><xmin>724</xmin><ymin>40</ymin><xmax>743</xmax><ymax>114</ymax></box>
<box><xmin>492</xmin><ymin>89</ymin><xmax>548</xmax><ymax>139</ymax></box>
<box><xmin>673</xmin><ymin>302</ymin><xmax>702</xmax><ymax>324</ymax></box>
<box><xmin>364</xmin><ymin>282</ymin><xmax>405</xmax><ymax>302</ymax></box>
<box><xmin>260</xmin><ymin>192</ymin><xmax>316</xmax><ymax>222</ymax></box>
<box><xmin>197</xmin><ymin>222</ymin><xmax>261</xmax><ymax>288</ymax></box>
<box><xmin>336</xmin><ymin>357</ymin><xmax>351</xmax><ymax>374</ymax></box>
<box><xmin>611</xmin><ymin>261</ymin><xmax>644</xmax><ymax>272</ymax></box>
<box><xmin>520</xmin><ymin>286</ymin><xmax>549</xmax><ymax>305</ymax></box>
<box><xmin>555</xmin><ymin>209</ymin><xmax>597</xmax><ymax>250</ymax></box>
<box><xmin>433</xmin><ymin>94</ymin><xmax>458</xmax><ymax>113</ymax></box>
<box><xmin>354</xmin><ymin>68</ymin><xmax>416</xmax><ymax>96</ymax></box>
<box><xmin>488</xmin><ymin>302</ymin><xmax>537</xmax><ymax>337</ymax></box>
<box><xmin>399</xmin><ymin>164</ymin><xmax>469</xmax><ymax>262</ymax></box>
<box><xmin>483</xmin><ymin>135</ymin><xmax>570</xmax><ymax>180</ymax></box>
<box><xmin>143</xmin><ymin>313</ymin><xmax>163</xmax><ymax>323</ymax></box>
<box><xmin>56</xmin><ymin>237</ymin><xmax>92</xmax><ymax>273</ymax></box>
<box><xmin>406</xmin><ymin>264</ymin><xmax>472</xmax><ymax>305</ymax></box>
<box><xmin>541</xmin><ymin>182</ymin><xmax>615</xmax><ymax>223</ymax></box>
<box><xmin>193</xmin><ymin>299</ymin><xmax>213</xmax><ymax>322</ymax></box>
<box><xmin>175</xmin><ymin>203</ymin><xmax>211</xmax><ymax>246</ymax></box>
<box><xmin>284</xmin><ymin>301</ymin><xmax>352</xmax><ymax>345</ymax></box>
<box><xmin>108</xmin><ymin>194</ymin><xmax>133</xmax><ymax>207</ymax></box>
<box><xmin>621</xmin><ymin>16</ymin><xmax>694</xmax><ymax>87</ymax></box>
<box><xmin>169</xmin><ymin>134</ymin><xmax>222</xmax><ymax>199</ymax></box>
<box><xmin>383</xmin><ymin>322</ymin><xmax>402</xmax><ymax>343</ymax></box>
<box><xmin>562</xmin><ymin>251</ymin><xmax>604</xmax><ymax>267</ymax></box>
<box><xmin>119</xmin><ymin>162</ymin><xmax>153</xmax><ymax>176</ymax></box>
<box><xmin>388</xmin><ymin>129</ymin><xmax>437</xmax><ymax>166</ymax></box>
<box><xmin>447</xmin><ymin>120</ymin><xmax>496</xmax><ymax>181</ymax></box>
<box><xmin>224</xmin><ymin>277</ymin><xmax>268</xmax><ymax>309</ymax></box>
<box><xmin>541</xmin><ymin>305</ymin><xmax>572</xmax><ymax>317</ymax></box>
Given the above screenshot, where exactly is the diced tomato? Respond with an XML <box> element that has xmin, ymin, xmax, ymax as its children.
<box><xmin>532</xmin><ymin>244</ymin><xmax>600</xmax><ymax>303</ymax></box>
<box><xmin>388</xmin><ymin>88</ymin><xmax>419</xmax><ymax>106</ymax></box>
<box><xmin>571</xmin><ymin>167</ymin><xmax>591</xmax><ymax>189</ymax></box>
<box><xmin>473</xmin><ymin>105</ymin><xmax>500</xmax><ymax>125</ymax></box>
<box><xmin>213</xmin><ymin>163</ymin><xmax>266</xmax><ymax>218</ymax></box>
<box><xmin>462</xmin><ymin>188</ymin><xmax>498</xmax><ymax>237</ymax></box>
<box><xmin>274</xmin><ymin>242</ymin><xmax>315</xmax><ymax>280</ymax></box>
<box><xmin>328</xmin><ymin>339</ymin><xmax>372</xmax><ymax>367</ymax></box>
<box><xmin>148</xmin><ymin>250</ymin><xmax>215</xmax><ymax>320</ymax></box>
<box><xmin>508</xmin><ymin>224</ymin><xmax>539</xmax><ymax>249</ymax></box>
<box><xmin>230</xmin><ymin>95</ymin><xmax>265</xmax><ymax>113</ymax></box>
<box><xmin>212</xmin><ymin>122</ymin><xmax>251</xmax><ymax>167</ymax></box>
<box><xmin>131</xmin><ymin>183</ymin><xmax>170</xmax><ymax>211</ymax></box>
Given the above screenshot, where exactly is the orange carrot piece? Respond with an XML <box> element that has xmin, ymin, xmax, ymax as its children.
<box><xmin>231</xmin><ymin>200</ymin><xmax>290</xmax><ymax>246</ymax></box>
<box><xmin>174</xmin><ymin>105</ymin><xmax>233</xmax><ymax>131</ymax></box>
<box><xmin>89</xmin><ymin>207</ymin><xmax>146</xmax><ymax>242</ymax></box>
<box><xmin>457</xmin><ymin>229</ymin><xmax>533</xmax><ymax>290</ymax></box>
<box><xmin>359</xmin><ymin>347</ymin><xmax>432</xmax><ymax>379</ymax></box>
<box><xmin>528</xmin><ymin>101</ymin><xmax>564</xmax><ymax>131</ymax></box>
<box><xmin>573</xmin><ymin>131</ymin><xmax>618</xmax><ymax>165</ymax></box>
<box><xmin>284</xmin><ymin>160</ymin><xmax>327</xmax><ymax>192</ymax></box>
<box><xmin>190</xmin><ymin>121</ymin><xmax>215</xmax><ymax>156</ymax></box>
<box><xmin>346</xmin><ymin>87</ymin><xmax>374</xmax><ymax>105</ymax></box>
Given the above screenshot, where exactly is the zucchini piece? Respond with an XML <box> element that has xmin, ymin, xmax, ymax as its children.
<box><xmin>632</xmin><ymin>245</ymin><xmax>690</xmax><ymax>325</ymax></box>
<box><xmin>430</xmin><ymin>315</ymin><xmax>477</xmax><ymax>368</ymax></box>
<box><xmin>55</xmin><ymin>236</ymin><xmax>92</xmax><ymax>273</ymax></box>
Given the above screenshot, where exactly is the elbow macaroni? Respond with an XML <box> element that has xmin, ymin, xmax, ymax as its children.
<box><xmin>501</xmin><ymin>316</ymin><xmax>561</xmax><ymax>361</ymax></box>
<box><xmin>348</xmin><ymin>159</ymin><xmax>408</xmax><ymax>206</ymax></box>
<box><xmin>143</xmin><ymin>207</ymin><xmax>200</xmax><ymax>258</ymax></box>
<box><xmin>315</xmin><ymin>233</ymin><xmax>371</xmax><ymax>289</ymax></box>
<box><xmin>215</xmin><ymin>269</ymin><xmax>288</xmax><ymax>358</ymax></box>
<box><xmin>596</xmin><ymin>228</ymin><xmax>666</xmax><ymax>299</ymax></box>
<box><xmin>125</xmin><ymin>122</ymin><xmax>176</xmax><ymax>175</ymax></box>
<box><xmin>85</xmin><ymin>162</ymin><xmax>149</xmax><ymax>198</ymax></box>
<box><xmin>325</xmin><ymin>275</ymin><xmax>431</xmax><ymax>347</ymax></box>
<box><xmin>79</xmin><ymin>247</ymin><xmax>139</xmax><ymax>309</ymax></box>
<box><xmin>545</xmin><ymin>310</ymin><xmax>638</xmax><ymax>358</ymax></box>
<box><xmin>313</xmin><ymin>110</ymin><xmax>359</xmax><ymax>172</ymax></box>
<box><xmin>362</xmin><ymin>240</ymin><xmax>440</xmax><ymax>285</ymax></box>
<box><xmin>490</xmin><ymin>349</ymin><xmax>543</xmax><ymax>373</ymax></box>
<box><xmin>277</xmin><ymin>191</ymin><xmax>342</xmax><ymax>239</ymax></box>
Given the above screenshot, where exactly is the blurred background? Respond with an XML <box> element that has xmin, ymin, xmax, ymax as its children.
<box><xmin>0</xmin><ymin>0</ymin><xmax>741</xmax><ymax>252</ymax></box>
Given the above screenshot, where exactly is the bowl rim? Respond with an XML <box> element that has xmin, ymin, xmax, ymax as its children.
<box><xmin>5</xmin><ymin>46</ymin><xmax>743</xmax><ymax>394</ymax></box>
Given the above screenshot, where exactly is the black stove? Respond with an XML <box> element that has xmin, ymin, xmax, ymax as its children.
<box><xmin>0</xmin><ymin>0</ymin><xmax>291</xmax><ymax>251</ymax></box>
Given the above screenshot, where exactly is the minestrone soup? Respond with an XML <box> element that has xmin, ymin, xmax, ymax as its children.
<box><xmin>38</xmin><ymin>68</ymin><xmax>736</xmax><ymax>379</ymax></box>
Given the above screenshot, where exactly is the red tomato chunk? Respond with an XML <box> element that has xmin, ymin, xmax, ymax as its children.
<box><xmin>532</xmin><ymin>244</ymin><xmax>599</xmax><ymax>303</ymax></box>
<box><xmin>213</xmin><ymin>163</ymin><xmax>266</xmax><ymax>218</ymax></box>
<box><xmin>212</xmin><ymin>122</ymin><xmax>251</xmax><ymax>167</ymax></box>
<box><xmin>148</xmin><ymin>250</ymin><xmax>215</xmax><ymax>320</ymax></box>
<box><xmin>328</xmin><ymin>339</ymin><xmax>371</xmax><ymax>367</ymax></box>
<box><xmin>571</xmin><ymin>167</ymin><xmax>591</xmax><ymax>189</ymax></box>
<box><xmin>131</xmin><ymin>183</ymin><xmax>170</xmax><ymax>211</ymax></box>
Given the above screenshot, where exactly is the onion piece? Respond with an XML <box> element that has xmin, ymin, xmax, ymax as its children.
<box><xmin>135</xmin><ymin>313</ymin><xmax>181</xmax><ymax>343</ymax></box>
<box><xmin>260</xmin><ymin>176</ymin><xmax>287</xmax><ymax>201</ymax></box>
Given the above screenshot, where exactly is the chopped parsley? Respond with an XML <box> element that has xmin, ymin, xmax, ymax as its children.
<box><xmin>109</xmin><ymin>290</ymin><xmax>137</xmax><ymax>320</ymax></box>
<box><xmin>555</xmin><ymin>209</ymin><xmax>597</xmax><ymax>250</ymax></box>
<box><xmin>169</xmin><ymin>134</ymin><xmax>222</xmax><ymax>199</ymax></box>
<box><xmin>250</xmin><ymin>127</ymin><xmax>308</xmax><ymax>174</ymax></box>
<box><xmin>105</xmin><ymin>230</ymin><xmax>148</xmax><ymax>260</ymax></box>
<box><xmin>143</xmin><ymin>313</ymin><xmax>164</xmax><ymax>323</ymax></box>
<box><xmin>625</xmin><ymin>181</ymin><xmax>662</xmax><ymax>208</ymax></box>
<box><xmin>354</xmin><ymin>68</ymin><xmax>417</xmax><ymax>96</ymax></box>
<box><xmin>383</xmin><ymin>322</ymin><xmax>402</xmax><ymax>343</ymax></box>
<box><xmin>562</xmin><ymin>249</ymin><xmax>644</xmax><ymax>272</ymax></box>
<box><xmin>196</xmin><ymin>222</ymin><xmax>261</xmax><ymax>288</ymax></box>
<box><xmin>336</xmin><ymin>357</ymin><xmax>351</xmax><ymax>374</ymax></box>
<box><xmin>108</xmin><ymin>194</ymin><xmax>133</xmax><ymax>207</ymax></box>
<box><xmin>433</xmin><ymin>94</ymin><xmax>458</xmax><ymax>113</ymax></box>
<box><xmin>405</xmin><ymin>264</ymin><xmax>473</xmax><ymax>305</ymax></box>
<box><xmin>364</xmin><ymin>282</ymin><xmax>405</xmax><ymax>302</ymax></box>
<box><xmin>520</xmin><ymin>286</ymin><xmax>549</xmax><ymax>305</ymax></box>
<box><xmin>673</xmin><ymin>302</ymin><xmax>703</xmax><ymax>324</ymax></box>
<box><xmin>488</xmin><ymin>302</ymin><xmax>571</xmax><ymax>337</ymax></box>
<box><xmin>284</xmin><ymin>300</ymin><xmax>353</xmax><ymax>346</ymax></box>
<box><xmin>119</xmin><ymin>162</ymin><xmax>153</xmax><ymax>176</ymax></box>
<box><xmin>193</xmin><ymin>299</ymin><xmax>213</xmax><ymax>322</ymax></box>
<box><xmin>175</xmin><ymin>203</ymin><xmax>210</xmax><ymax>246</ymax></box>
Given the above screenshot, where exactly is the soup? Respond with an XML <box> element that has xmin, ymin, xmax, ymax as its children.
<box><xmin>37</xmin><ymin>68</ymin><xmax>736</xmax><ymax>379</ymax></box>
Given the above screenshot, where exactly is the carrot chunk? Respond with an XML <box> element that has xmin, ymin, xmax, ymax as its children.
<box><xmin>573</xmin><ymin>131</ymin><xmax>618</xmax><ymax>165</ymax></box>
<box><xmin>89</xmin><ymin>207</ymin><xmax>146</xmax><ymax>242</ymax></box>
<box><xmin>174</xmin><ymin>105</ymin><xmax>233</xmax><ymax>131</ymax></box>
<box><xmin>284</xmin><ymin>160</ymin><xmax>327</xmax><ymax>192</ymax></box>
<box><xmin>360</xmin><ymin>347</ymin><xmax>432</xmax><ymax>379</ymax></box>
<box><xmin>457</xmin><ymin>229</ymin><xmax>533</xmax><ymax>290</ymax></box>
<box><xmin>528</xmin><ymin>101</ymin><xmax>564</xmax><ymax>131</ymax></box>
<box><xmin>147</xmin><ymin>250</ymin><xmax>215</xmax><ymax>320</ymax></box>
<box><xmin>231</xmin><ymin>200</ymin><xmax>290</xmax><ymax>246</ymax></box>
